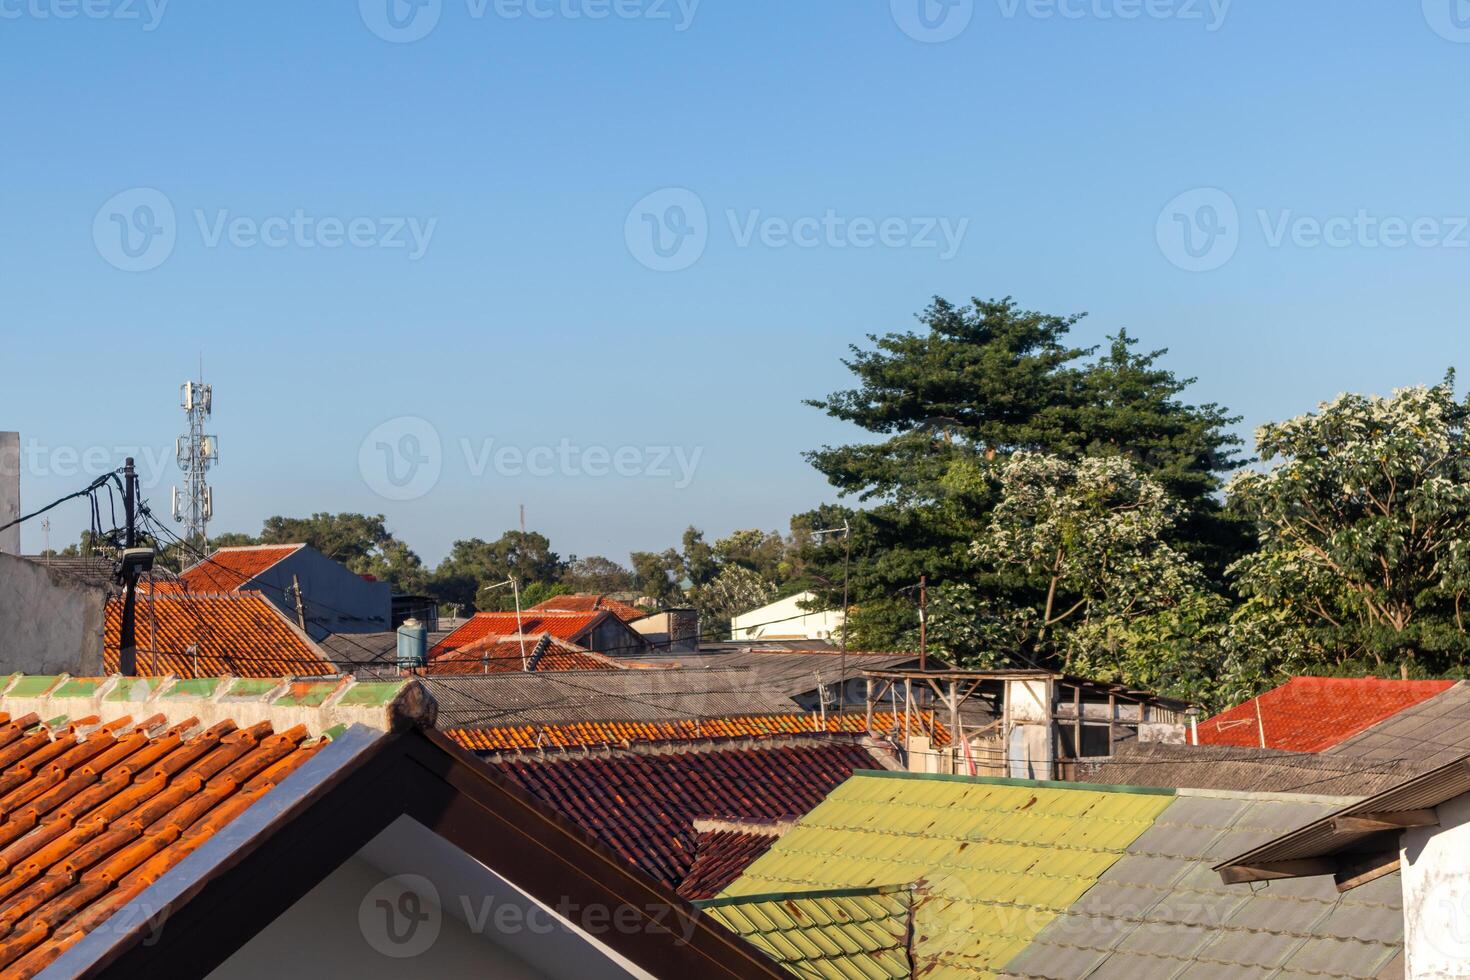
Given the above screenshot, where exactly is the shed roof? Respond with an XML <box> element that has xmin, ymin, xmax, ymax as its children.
<box><xmin>1077</xmin><ymin>741</ymin><xmax>1425</xmax><ymax>797</ymax></box>
<box><xmin>719</xmin><ymin>772</ymin><xmax>1405</xmax><ymax>978</ymax></box>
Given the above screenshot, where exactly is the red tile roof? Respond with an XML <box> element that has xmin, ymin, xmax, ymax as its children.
<box><xmin>447</xmin><ymin>711</ymin><xmax>949</xmax><ymax>752</ymax></box>
<box><xmin>105</xmin><ymin>591</ymin><xmax>337</xmax><ymax>679</ymax></box>
<box><xmin>677</xmin><ymin>829</ymin><xmax>784</xmax><ymax>900</ymax></box>
<box><xmin>0</xmin><ymin>711</ymin><xmax>321</xmax><ymax>977</ymax></box>
<box><xmin>487</xmin><ymin>741</ymin><xmax>886</xmax><ymax>894</ymax></box>
<box><xmin>177</xmin><ymin>545</ymin><xmax>302</xmax><ymax>594</ymax></box>
<box><xmin>1197</xmin><ymin>677</ymin><xmax>1458</xmax><ymax>752</ymax></box>
<box><xmin>528</xmin><ymin>594</ymin><xmax>648</xmax><ymax>623</ymax></box>
<box><xmin>429</xmin><ymin>611</ymin><xmax>610</xmax><ymax>658</ymax></box>
<box><xmin>420</xmin><ymin>635</ymin><xmax>623</xmax><ymax>675</ymax></box>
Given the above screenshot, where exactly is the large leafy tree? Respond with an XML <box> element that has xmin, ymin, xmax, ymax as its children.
<box><xmin>430</xmin><ymin>531</ymin><xmax>564</xmax><ymax>612</ymax></box>
<box><xmin>561</xmin><ymin>555</ymin><xmax>636</xmax><ymax>593</ymax></box>
<box><xmin>1225</xmin><ymin>378</ymin><xmax>1470</xmax><ymax>690</ymax></box>
<box><xmin>799</xmin><ymin>295</ymin><xmax>1245</xmax><ymax>649</ymax></box>
<box><xmin>222</xmin><ymin>512</ymin><xmax>428</xmax><ymax>593</ymax></box>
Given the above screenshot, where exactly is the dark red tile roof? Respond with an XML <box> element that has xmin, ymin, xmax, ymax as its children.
<box><xmin>177</xmin><ymin>545</ymin><xmax>302</xmax><ymax>593</ymax></box>
<box><xmin>105</xmin><ymin>591</ymin><xmax>337</xmax><ymax>679</ymax></box>
<box><xmin>429</xmin><ymin>612</ymin><xmax>609</xmax><ymax>658</ymax></box>
<box><xmin>528</xmin><ymin>595</ymin><xmax>648</xmax><ymax>623</ymax></box>
<box><xmin>0</xmin><ymin>711</ymin><xmax>321</xmax><ymax>977</ymax></box>
<box><xmin>487</xmin><ymin>741</ymin><xmax>885</xmax><ymax>893</ymax></box>
<box><xmin>676</xmin><ymin>830</ymin><xmax>782</xmax><ymax>900</ymax></box>
<box><xmin>1198</xmin><ymin>676</ymin><xmax>1457</xmax><ymax>752</ymax></box>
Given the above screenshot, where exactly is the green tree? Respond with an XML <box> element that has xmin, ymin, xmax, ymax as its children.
<box><xmin>630</xmin><ymin>549</ymin><xmax>684</xmax><ymax>606</ymax></box>
<box><xmin>562</xmin><ymin>555</ymin><xmax>636</xmax><ymax>593</ymax></box>
<box><xmin>799</xmin><ymin>295</ymin><xmax>1245</xmax><ymax>650</ymax></box>
<box><xmin>691</xmin><ymin>565</ymin><xmax>778</xmax><ymax>639</ymax></box>
<box><xmin>246</xmin><ymin>513</ymin><xmax>428</xmax><ymax>593</ymax></box>
<box><xmin>1225</xmin><ymin>377</ymin><xmax>1470</xmax><ymax>690</ymax></box>
<box><xmin>430</xmin><ymin>531</ymin><xmax>564</xmax><ymax>612</ymax></box>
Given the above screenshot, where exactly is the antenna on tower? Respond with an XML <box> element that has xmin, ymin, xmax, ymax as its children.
<box><xmin>172</xmin><ymin>370</ymin><xmax>218</xmax><ymax>549</ymax></box>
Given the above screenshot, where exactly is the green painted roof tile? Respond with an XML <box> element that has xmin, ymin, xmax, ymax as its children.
<box><xmin>335</xmin><ymin>681</ymin><xmax>407</xmax><ymax>707</ymax></box>
<box><xmin>50</xmin><ymin>678</ymin><xmax>102</xmax><ymax>699</ymax></box>
<box><xmin>6</xmin><ymin>676</ymin><xmax>63</xmax><ymax>698</ymax></box>
<box><xmin>163</xmin><ymin>678</ymin><xmax>224</xmax><ymax>700</ymax></box>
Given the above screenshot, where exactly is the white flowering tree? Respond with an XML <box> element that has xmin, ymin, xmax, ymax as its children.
<box><xmin>952</xmin><ymin>452</ymin><xmax>1223</xmax><ymax>697</ymax></box>
<box><xmin>1226</xmin><ymin>378</ymin><xmax>1470</xmax><ymax>684</ymax></box>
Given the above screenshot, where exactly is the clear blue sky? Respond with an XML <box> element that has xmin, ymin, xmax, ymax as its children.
<box><xmin>4</xmin><ymin>1</ymin><xmax>1468</xmax><ymax>567</ymax></box>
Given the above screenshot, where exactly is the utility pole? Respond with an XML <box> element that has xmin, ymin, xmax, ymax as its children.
<box><xmin>291</xmin><ymin>574</ymin><xmax>308</xmax><ymax>632</ymax></box>
<box><xmin>118</xmin><ymin>458</ymin><xmax>139</xmax><ymax>676</ymax></box>
<box><xmin>919</xmin><ymin>575</ymin><xmax>928</xmax><ymax>671</ymax></box>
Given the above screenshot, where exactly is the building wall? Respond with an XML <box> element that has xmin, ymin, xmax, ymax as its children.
<box><xmin>731</xmin><ymin>592</ymin><xmax>844</xmax><ymax>641</ymax></box>
<box><xmin>1401</xmin><ymin>792</ymin><xmax>1470</xmax><ymax>978</ymax></box>
<box><xmin>0</xmin><ymin>432</ymin><xmax>17</xmax><ymax>555</ymax></box>
<box><xmin>257</xmin><ymin>548</ymin><xmax>392</xmax><ymax>638</ymax></box>
<box><xmin>582</xmin><ymin>617</ymin><xmax>648</xmax><ymax>657</ymax></box>
<box><xmin>0</xmin><ymin>553</ymin><xmax>106</xmax><ymax>674</ymax></box>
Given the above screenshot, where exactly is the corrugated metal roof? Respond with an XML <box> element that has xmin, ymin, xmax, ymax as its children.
<box><xmin>1005</xmin><ymin>789</ymin><xmax>1403</xmax><ymax>979</ymax></box>
<box><xmin>720</xmin><ymin>772</ymin><xmax>1175</xmax><ymax>976</ymax></box>
<box><xmin>697</xmin><ymin>886</ymin><xmax>914</xmax><ymax>979</ymax></box>
<box><xmin>620</xmin><ymin>650</ymin><xmax>919</xmax><ymax>698</ymax></box>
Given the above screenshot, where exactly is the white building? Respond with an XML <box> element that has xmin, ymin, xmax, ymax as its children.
<box><xmin>730</xmin><ymin>591</ymin><xmax>844</xmax><ymax>642</ymax></box>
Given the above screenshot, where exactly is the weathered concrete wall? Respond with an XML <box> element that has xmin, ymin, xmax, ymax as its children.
<box><xmin>0</xmin><ymin>552</ymin><xmax>106</xmax><ymax>674</ymax></box>
<box><xmin>1401</xmin><ymin>792</ymin><xmax>1470</xmax><ymax>978</ymax></box>
<box><xmin>258</xmin><ymin>548</ymin><xmax>393</xmax><ymax>638</ymax></box>
<box><xmin>0</xmin><ymin>432</ymin><xmax>18</xmax><ymax>556</ymax></box>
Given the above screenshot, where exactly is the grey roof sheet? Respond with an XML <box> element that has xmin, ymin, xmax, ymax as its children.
<box><xmin>1324</xmin><ymin>680</ymin><xmax>1470</xmax><ymax>769</ymax></box>
<box><xmin>319</xmin><ymin>630</ymin><xmax>453</xmax><ymax>670</ymax></box>
<box><xmin>1002</xmin><ymin>790</ymin><xmax>1404</xmax><ymax>980</ymax></box>
<box><xmin>422</xmin><ymin>667</ymin><xmax>804</xmax><ymax>730</ymax></box>
<box><xmin>617</xmin><ymin>648</ymin><xmax>918</xmax><ymax>697</ymax></box>
<box><xmin>1076</xmin><ymin>742</ymin><xmax>1423</xmax><ymax>797</ymax></box>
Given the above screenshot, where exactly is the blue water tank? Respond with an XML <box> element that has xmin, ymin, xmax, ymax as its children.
<box><xmin>396</xmin><ymin>618</ymin><xmax>428</xmax><ymax>670</ymax></box>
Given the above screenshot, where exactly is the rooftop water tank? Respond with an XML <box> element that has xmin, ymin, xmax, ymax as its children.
<box><xmin>396</xmin><ymin>617</ymin><xmax>428</xmax><ymax>670</ymax></box>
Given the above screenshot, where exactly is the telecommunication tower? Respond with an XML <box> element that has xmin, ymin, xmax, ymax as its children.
<box><xmin>171</xmin><ymin>379</ymin><xmax>218</xmax><ymax>547</ymax></box>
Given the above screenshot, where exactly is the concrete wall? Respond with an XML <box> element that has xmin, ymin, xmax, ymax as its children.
<box><xmin>583</xmin><ymin>617</ymin><xmax>648</xmax><ymax>657</ymax></box>
<box><xmin>0</xmin><ymin>553</ymin><xmax>106</xmax><ymax>674</ymax></box>
<box><xmin>0</xmin><ymin>432</ymin><xmax>18</xmax><ymax>556</ymax></box>
<box><xmin>1401</xmin><ymin>792</ymin><xmax>1470</xmax><ymax>978</ymax></box>
<box><xmin>731</xmin><ymin>592</ymin><xmax>844</xmax><ymax>641</ymax></box>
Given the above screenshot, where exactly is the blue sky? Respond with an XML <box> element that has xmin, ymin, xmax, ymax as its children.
<box><xmin>3</xmin><ymin>0</ymin><xmax>1468</xmax><ymax>567</ymax></box>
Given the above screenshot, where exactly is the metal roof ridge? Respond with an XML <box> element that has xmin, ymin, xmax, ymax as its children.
<box><xmin>693</xmin><ymin>883</ymin><xmax>914</xmax><ymax>909</ymax></box>
<box><xmin>1173</xmin><ymin>786</ymin><xmax>1365</xmax><ymax>806</ymax></box>
<box><xmin>846</xmin><ymin>769</ymin><xmax>1178</xmax><ymax>796</ymax></box>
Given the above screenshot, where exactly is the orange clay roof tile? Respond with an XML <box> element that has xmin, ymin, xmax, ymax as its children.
<box><xmin>447</xmin><ymin>710</ymin><xmax>949</xmax><ymax>752</ymax></box>
<box><xmin>429</xmin><ymin>612</ymin><xmax>612</xmax><ymax>657</ymax></box>
<box><xmin>527</xmin><ymin>594</ymin><xmax>648</xmax><ymax>623</ymax></box>
<box><xmin>422</xmin><ymin>635</ymin><xmax>624</xmax><ymax>675</ymax></box>
<box><xmin>176</xmin><ymin>545</ymin><xmax>303</xmax><ymax>593</ymax></box>
<box><xmin>104</xmin><ymin>591</ymin><xmax>336</xmax><ymax>680</ymax></box>
<box><xmin>0</xmin><ymin>710</ymin><xmax>321</xmax><ymax>977</ymax></box>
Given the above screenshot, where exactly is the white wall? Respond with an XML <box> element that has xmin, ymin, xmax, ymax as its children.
<box><xmin>0</xmin><ymin>553</ymin><xmax>106</xmax><ymax>674</ymax></box>
<box><xmin>731</xmin><ymin>592</ymin><xmax>844</xmax><ymax>641</ymax></box>
<box><xmin>1401</xmin><ymin>792</ymin><xmax>1470</xmax><ymax>978</ymax></box>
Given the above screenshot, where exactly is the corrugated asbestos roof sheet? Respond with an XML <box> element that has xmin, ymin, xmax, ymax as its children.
<box><xmin>720</xmin><ymin>772</ymin><xmax>1175</xmax><ymax>976</ymax></box>
<box><xmin>1005</xmin><ymin>789</ymin><xmax>1403</xmax><ymax>979</ymax></box>
<box><xmin>696</xmin><ymin>886</ymin><xmax>914</xmax><ymax>980</ymax></box>
<box><xmin>1324</xmin><ymin>680</ymin><xmax>1470</xmax><ymax>769</ymax></box>
<box><xmin>717</xmin><ymin>773</ymin><xmax>1405</xmax><ymax>978</ymax></box>
<box><xmin>422</xmin><ymin>668</ymin><xmax>802</xmax><ymax>729</ymax></box>
<box><xmin>1077</xmin><ymin>742</ymin><xmax>1424</xmax><ymax>797</ymax></box>
<box><xmin>619</xmin><ymin>649</ymin><xmax>919</xmax><ymax>697</ymax></box>
<box><xmin>1197</xmin><ymin>677</ymin><xmax>1456</xmax><ymax>753</ymax></box>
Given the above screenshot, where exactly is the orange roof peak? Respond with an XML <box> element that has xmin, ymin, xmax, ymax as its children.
<box><xmin>1198</xmin><ymin>676</ymin><xmax>1458</xmax><ymax>752</ymax></box>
